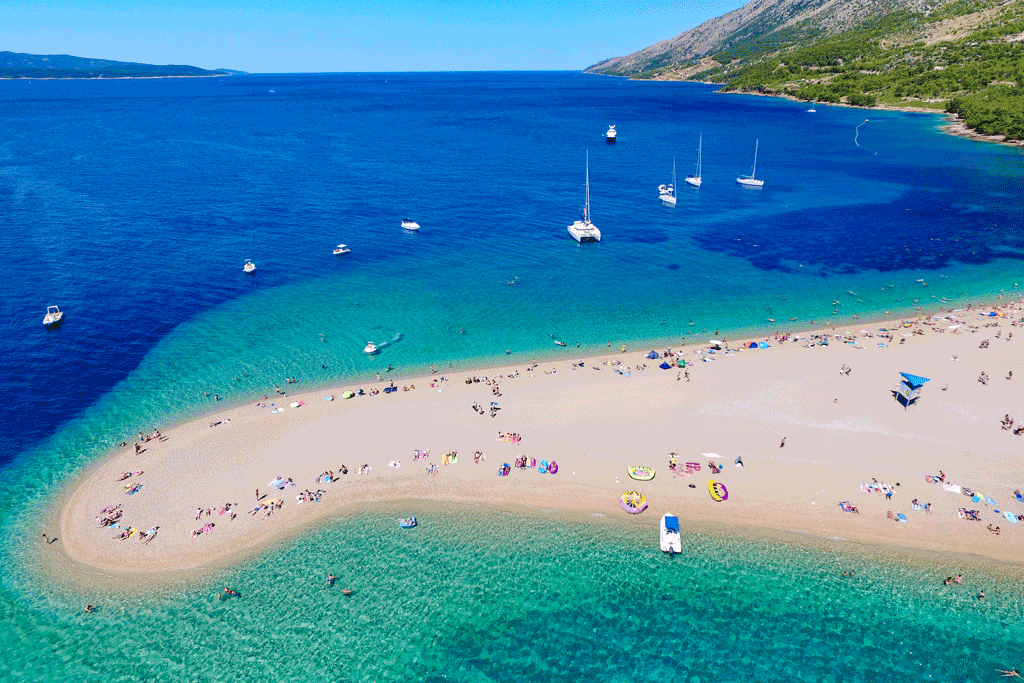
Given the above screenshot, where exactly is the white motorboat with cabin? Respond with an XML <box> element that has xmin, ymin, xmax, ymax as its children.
<box><xmin>685</xmin><ymin>134</ymin><xmax>703</xmax><ymax>188</ymax></box>
<box><xmin>605</xmin><ymin>125</ymin><xmax>617</xmax><ymax>144</ymax></box>
<box><xmin>659</xmin><ymin>157</ymin><xmax>677</xmax><ymax>205</ymax></box>
<box><xmin>401</xmin><ymin>219</ymin><xmax>420</xmax><ymax>231</ymax></box>
<box><xmin>333</xmin><ymin>244</ymin><xmax>351</xmax><ymax>255</ymax></box>
<box><xmin>243</xmin><ymin>259</ymin><xmax>257</xmax><ymax>273</ymax></box>
<box><xmin>363</xmin><ymin>342</ymin><xmax>379</xmax><ymax>354</ymax></box>
<box><xmin>736</xmin><ymin>139</ymin><xmax>764</xmax><ymax>187</ymax></box>
<box><xmin>660</xmin><ymin>513</ymin><xmax>682</xmax><ymax>554</ymax></box>
<box><xmin>43</xmin><ymin>305</ymin><xmax>64</xmax><ymax>327</ymax></box>
<box><xmin>567</xmin><ymin>152</ymin><xmax>601</xmax><ymax>243</ymax></box>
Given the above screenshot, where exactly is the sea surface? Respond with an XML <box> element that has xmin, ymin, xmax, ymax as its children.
<box><xmin>1</xmin><ymin>72</ymin><xmax>1023</xmax><ymax>681</ymax></box>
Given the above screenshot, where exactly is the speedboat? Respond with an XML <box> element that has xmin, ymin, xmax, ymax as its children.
<box><xmin>660</xmin><ymin>157</ymin><xmax>677</xmax><ymax>205</ymax></box>
<box><xmin>401</xmin><ymin>219</ymin><xmax>420</xmax><ymax>231</ymax></box>
<box><xmin>807</xmin><ymin>107</ymin><xmax>816</xmax><ymax>113</ymax></box>
<box><xmin>568</xmin><ymin>152</ymin><xmax>601</xmax><ymax>243</ymax></box>
<box><xmin>363</xmin><ymin>342</ymin><xmax>379</xmax><ymax>354</ymax></box>
<box><xmin>43</xmin><ymin>305</ymin><xmax>64</xmax><ymax>327</ymax></box>
<box><xmin>333</xmin><ymin>244</ymin><xmax>351</xmax><ymax>255</ymax></box>
<box><xmin>243</xmin><ymin>259</ymin><xmax>257</xmax><ymax>273</ymax></box>
<box><xmin>661</xmin><ymin>513</ymin><xmax>682</xmax><ymax>554</ymax></box>
<box><xmin>606</xmin><ymin>125</ymin><xmax>617</xmax><ymax>143</ymax></box>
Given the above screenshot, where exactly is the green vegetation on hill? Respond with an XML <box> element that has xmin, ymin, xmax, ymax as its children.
<box><xmin>0</xmin><ymin>51</ymin><xmax>225</xmax><ymax>78</ymax></box>
<box><xmin>595</xmin><ymin>0</ymin><xmax>1024</xmax><ymax>141</ymax></box>
<box><xmin>711</xmin><ymin>3</ymin><xmax>1024</xmax><ymax>140</ymax></box>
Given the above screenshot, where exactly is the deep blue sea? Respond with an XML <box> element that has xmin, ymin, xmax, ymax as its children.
<box><xmin>1</xmin><ymin>72</ymin><xmax>1023</xmax><ymax>681</ymax></box>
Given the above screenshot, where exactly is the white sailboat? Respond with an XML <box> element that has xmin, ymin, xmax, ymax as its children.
<box><xmin>243</xmin><ymin>259</ymin><xmax>257</xmax><ymax>273</ymax></box>
<box><xmin>567</xmin><ymin>152</ymin><xmax>601</xmax><ymax>243</ymax></box>
<box><xmin>659</xmin><ymin>157</ymin><xmax>677</xmax><ymax>205</ymax></box>
<box><xmin>736</xmin><ymin>139</ymin><xmax>764</xmax><ymax>187</ymax></box>
<box><xmin>685</xmin><ymin>134</ymin><xmax>702</xmax><ymax>188</ymax></box>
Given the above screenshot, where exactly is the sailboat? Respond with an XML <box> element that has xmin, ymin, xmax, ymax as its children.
<box><xmin>736</xmin><ymin>139</ymin><xmax>764</xmax><ymax>187</ymax></box>
<box><xmin>685</xmin><ymin>134</ymin><xmax>702</xmax><ymax>188</ymax></box>
<box><xmin>567</xmin><ymin>152</ymin><xmax>601</xmax><ymax>243</ymax></box>
<box><xmin>659</xmin><ymin>157</ymin><xmax>677</xmax><ymax>205</ymax></box>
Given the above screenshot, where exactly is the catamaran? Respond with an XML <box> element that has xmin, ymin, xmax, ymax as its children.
<box><xmin>659</xmin><ymin>157</ymin><xmax>677</xmax><ymax>205</ymax></box>
<box><xmin>736</xmin><ymin>139</ymin><xmax>764</xmax><ymax>187</ymax></box>
<box><xmin>685</xmin><ymin>134</ymin><xmax>703</xmax><ymax>188</ymax></box>
<box><xmin>567</xmin><ymin>152</ymin><xmax>601</xmax><ymax>243</ymax></box>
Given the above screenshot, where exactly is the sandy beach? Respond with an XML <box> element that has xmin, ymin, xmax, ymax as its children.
<box><xmin>49</xmin><ymin>300</ymin><xmax>1024</xmax><ymax>580</ymax></box>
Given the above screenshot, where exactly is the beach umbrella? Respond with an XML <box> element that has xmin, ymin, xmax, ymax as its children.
<box><xmin>708</xmin><ymin>339</ymin><xmax>722</xmax><ymax>345</ymax></box>
<box><xmin>342</xmin><ymin>391</ymin><xmax>355</xmax><ymax>399</ymax></box>
<box><xmin>646</xmin><ymin>350</ymin><xmax>659</xmax><ymax>359</ymax></box>
<box><xmin>659</xmin><ymin>361</ymin><xmax>671</xmax><ymax>369</ymax></box>
<box><xmin>747</xmin><ymin>342</ymin><xmax>758</xmax><ymax>349</ymax></box>
<box><xmin>759</xmin><ymin>341</ymin><xmax>770</xmax><ymax>348</ymax></box>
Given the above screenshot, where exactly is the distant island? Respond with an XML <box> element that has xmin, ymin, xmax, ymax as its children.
<box><xmin>0</xmin><ymin>51</ymin><xmax>241</xmax><ymax>79</ymax></box>
<box><xmin>586</xmin><ymin>0</ymin><xmax>1024</xmax><ymax>144</ymax></box>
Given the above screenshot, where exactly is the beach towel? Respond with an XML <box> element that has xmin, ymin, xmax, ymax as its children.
<box><xmin>897</xmin><ymin>513</ymin><xmax>908</xmax><ymax>523</ymax></box>
<box><xmin>1004</xmin><ymin>511</ymin><xmax>1018</xmax><ymax>523</ymax></box>
<box><xmin>985</xmin><ymin>496</ymin><xmax>996</xmax><ymax>506</ymax></box>
<box><xmin>943</xmin><ymin>483</ymin><xmax>962</xmax><ymax>494</ymax></box>
<box><xmin>958</xmin><ymin>509</ymin><xmax>966</xmax><ymax>519</ymax></box>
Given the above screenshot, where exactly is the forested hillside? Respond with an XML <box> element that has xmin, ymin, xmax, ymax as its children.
<box><xmin>587</xmin><ymin>0</ymin><xmax>1024</xmax><ymax>141</ymax></box>
<box><xmin>0</xmin><ymin>51</ymin><xmax>225</xmax><ymax>78</ymax></box>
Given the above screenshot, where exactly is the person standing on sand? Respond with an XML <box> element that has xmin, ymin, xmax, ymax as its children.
<box><xmin>780</xmin><ymin>437</ymin><xmax>786</xmax><ymax>448</ymax></box>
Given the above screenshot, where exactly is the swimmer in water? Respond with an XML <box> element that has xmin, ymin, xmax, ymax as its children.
<box><xmin>996</xmin><ymin>669</ymin><xmax>1022</xmax><ymax>678</ymax></box>
<box><xmin>85</xmin><ymin>605</ymin><xmax>96</xmax><ymax>613</ymax></box>
<box><xmin>223</xmin><ymin>587</ymin><xmax>240</xmax><ymax>598</ymax></box>
<box><xmin>342</xmin><ymin>588</ymin><xmax>353</xmax><ymax>596</ymax></box>
<box><xmin>326</xmin><ymin>573</ymin><xmax>336</xmax><ymax>587</ymax></box>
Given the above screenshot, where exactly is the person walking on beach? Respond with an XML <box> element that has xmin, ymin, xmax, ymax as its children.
<box><xmin>780</xmin><ymin>437</ymin><xmax>786</xmax><ymax>448</ymax></box>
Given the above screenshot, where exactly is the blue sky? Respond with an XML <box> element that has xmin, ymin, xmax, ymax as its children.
<box><xmin>3</xmin><ymin>0</ymin><xmax>748</xmax><ymax>72</ymax></box>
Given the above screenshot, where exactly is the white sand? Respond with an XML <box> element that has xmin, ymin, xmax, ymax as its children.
<box><xmin>52</xmin><ymin>302</ymin><xmax>1024</xmax><ymax>577</ymax></box>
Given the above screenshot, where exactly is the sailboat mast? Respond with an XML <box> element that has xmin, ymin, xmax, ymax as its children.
<box><xmin>698</xmin><ymin>134</ymin><xmax>702</xmax><ymax>177</ymax></box>
<box><xmin>585</xmin><ymin>151</ymin><xmax>591</xmax><ymax>223</ymax></box>
<box><xmin>672</xmin><ymin>156</ymin><xmax>676</xmax><ymax>195</ymax></box>
<box><xmin>752</xmin><ymin>139</ymin><xmax>759</xmax><ymax>180</ymax></box>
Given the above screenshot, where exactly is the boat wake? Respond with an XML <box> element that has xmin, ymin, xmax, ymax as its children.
<box><xmin>371</xmin><ymin>332</ymin><xmax>403</xmax><ymax>352</ymax></box>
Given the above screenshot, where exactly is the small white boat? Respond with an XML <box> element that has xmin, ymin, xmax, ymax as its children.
<box><xmin>363</xmin><ymin>342</ymin><xmax>379</xmax><ymax>354</ymax></box>
<box><xmin>243</xmin><ymin>259</ymin><xmax>257</xmax><ymax>273</ymax></box>
<box><xmin>685</xmin><ymin>134</ymin><xmax>702</xmax><ymax>188</ymax></box>
<box><xmin>807</xmin><ymin>107</ymin><xmax>816</xmax><ymax>113</ymax></box>
<box><xmin>333</xmin><ymin>244</ymin><xmax>351</xmax><ymax>255</ymax></box>
<box><xmin>736</xmin><ymin>139</ymin><xmax>764</xmax><ymax>187</ymax></box>
<box><xmin>606</xmin><ymin>125</ymin><xmax>617</xmax><ymax>144</ymax></box>
<box><xmin>567</xmin><ymin>152</ymin><xmax>601</xmax><ymax>243</ymax></box>
<box><xmin>401</xmin><ymin>219</ymin><xmax>420</xmax><ymax>231</ymax></box>
<box><xmin>43</xmin><ymin>305</ymin><xmax>64</xmax><ymax>327</ymax></box>
<box><xmin>660</xmin><ymin>158</ymin><xmax>677</xmax><ymax>205</ymax></box>
<box><xmin>660</xmin><ymin>513</ymin><xmax>682</xmax><ymax>554</ymax></box>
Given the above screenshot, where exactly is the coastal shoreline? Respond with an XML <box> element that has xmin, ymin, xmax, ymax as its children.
<box><xmin>43</xmin><ymin>295</ymin><xmax>1024</xmax><ymax>587</ymax></box>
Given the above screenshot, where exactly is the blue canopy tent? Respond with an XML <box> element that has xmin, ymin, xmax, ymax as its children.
<box><xmin>647</xmin><ymin>350</ymin><xmax>659</xmax><ymax>359</ymax></box>
<box><xmin>759</xmin><ymin>341</ymin><xmax>770</xmax><ymax>349</ymax></box>
<box><xmin>895</xmin><ymin>372</ymin><xmax>930</xmax><ymax>409</ymax></box>
<box><xmin>747</xmin><ymin>342</ymin><xmax>758</xmax><ymax>349</ymax></box>
<box><xmin>659</xmin><ymin>361</ymin><xmax>671</xmax><ymax>370</ymax></box>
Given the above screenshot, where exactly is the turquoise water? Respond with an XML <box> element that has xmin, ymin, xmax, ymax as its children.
<box><xmin>2</xmin><ymin>72</ymin><xmax>1024</xmax><ymax>680</ymax></box>
<box><xmin>3</xmin><ymin>507</ymin><xmax>1022</xmax><ymax>682</ymax></box>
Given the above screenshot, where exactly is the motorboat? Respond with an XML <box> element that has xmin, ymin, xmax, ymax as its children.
<box><xmin>333</xmin><ymin>244</ymin><xmax>351</xmax><ymax>255</ymax></box>
<box><xmin>685</xmin><ymin>134</ymin><xmax>702</xmax><ymax>188</ymax></box>
<box><xmin>401</xmin><ymin>219</ymin><xmax>420</xmax><ymax>231</ymax></box>
<box><xmin>243</xmin><ymin>259</ymin><xmax>257</xmax><ymax>273</ymax></box>
<box><xmin>567</xmin><ymin>152</ymin><xmax>601</xmax><ymax>243</ymax></box>
<box><xmin>807</xmin><ymin>107</ymin><xmax>816</xmax><ymax>113</ymax></box>
<box><xmin>736</xmin><ymin>139</ymin><xmax>764</xmax><ymax>187</ymax></box>
<box><xmin>43</xmin><ymin>305</ymin><xmax>64</xmax><ymax>327</ymax></box>
<box><xmin>660</xmin><ymin>513</ymin><xmax>682</xmax><ymax>554</ymax></box>
<box><xmin>606</xmin><ymin>125</ymin><xmax>617</xmax><ymax>143</ymax></box>
<box><xmin>363</xmin><ymin>342</ymin><xmax>379</xmax><ymax>354</ymax></box>
<box><xmin>660</xmin><ymin>157</ymin><xmax>677</xmax><ymax>205</ymax></box>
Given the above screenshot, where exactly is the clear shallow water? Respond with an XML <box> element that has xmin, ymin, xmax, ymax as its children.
<box><xmin>3</xmin><ymin>507</ymin><xmax>1023</xmax><ymax>682</ymax></box>
<box><xmin>1</xmin><ymin>72</ymin><xmax>1024</xmax><ymax>681</ymax></box>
